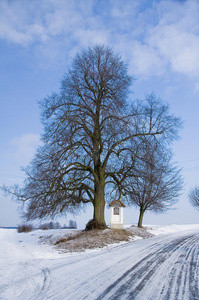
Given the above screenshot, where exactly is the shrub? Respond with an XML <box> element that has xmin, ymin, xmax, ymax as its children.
<box><xmin>85</xmin><ymin>218</ymin><xmax>107</xmax><ymax>231</ymax></box>
<box><xmin>17</xmin><ymin>224</ymin><xmax>34</xmax><ymax>233</ymax></box>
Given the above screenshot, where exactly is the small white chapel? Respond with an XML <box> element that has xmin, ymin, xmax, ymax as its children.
<box><xmin>109</xmin><ymin>199</ymin><xmax>126</xmax><ymax>229</ymax></box>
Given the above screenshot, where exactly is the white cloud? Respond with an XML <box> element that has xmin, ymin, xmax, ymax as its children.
<box><xmin>10</xmin><ymin>133</ymin><xmax>41</xmax><ymax>166</ymax></box>
<box><xmin>124</xmin><ymin>41</ymin><xmax>166</xmax><ymax>78</ymax></box>
<box><xmin>147</xmin><ymin>0</ymin><xmax>199</xmax><ymax>77</ymax></box>
<box><xmin>1</xmin><ymin>0</ymin><xmax>199</xmax><ymax>82</ymax></box>
<box><xmin>0</xmin><ymin>1</ymin><xmax>34</xmax><ymax>45</ymax></box>
<box><xmin>0</xmin><ymin>0</ymin><xmax>95</xmax><ymax>46</ymax></box>
<box><xmin>113</xmin><ymin>0</ymin><xmax>199</xmax><ymax>81</ymax></box>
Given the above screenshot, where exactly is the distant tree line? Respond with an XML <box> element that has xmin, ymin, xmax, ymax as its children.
<box><xmin>38</xmin><ymin>221</ymin><xmax>61</xmax><ymax>230</ymax></box>
<box><xmin>38</xmin><ymin>220</ymin><xmax>77</xmax><ymax>230</ymax></box>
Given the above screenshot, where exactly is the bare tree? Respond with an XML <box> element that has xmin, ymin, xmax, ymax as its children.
<box><xmin>188</xmin><ymin>186</ymin><xmax>199</xmax><ymax>210</ymax></box>
<box><xmin>2</xmin><ymin>45</ymin><xmax>182</xmax><ymax>229</ymax></box>
<box><xmin>127</xmin><ymin>141</ymin><xmax>183</xmax><ymax>227</ymax></box>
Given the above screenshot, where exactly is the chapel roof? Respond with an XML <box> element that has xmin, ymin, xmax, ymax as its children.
<box><xmin>109</xmin><ymin>199</ymin><xmax>126</xmax><ymax>207</ymax></box>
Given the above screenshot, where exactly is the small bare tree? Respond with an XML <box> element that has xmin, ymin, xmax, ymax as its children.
<box><xmin>127</xmin><ymin>141</ymin><xmax>183</xmax><ymax>227</ymax></box>
<box><xmin>188</xmin><ymin>186</ymin><xmax>199</xmax><ymax>210</ymax></box>
<box><xmin>2</xmin><ymin>45</ymin><xmax>182</xmax><ymax>229</ymax></box>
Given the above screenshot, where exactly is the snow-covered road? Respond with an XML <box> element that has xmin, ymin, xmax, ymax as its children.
<box><xmin>1</xmin><ymin>226</ymin><xmax>199</xmax><ymax>300</ymax></box>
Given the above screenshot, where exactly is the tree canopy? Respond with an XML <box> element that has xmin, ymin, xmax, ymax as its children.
<box><xmin>188</xmin><ymin>186</ymin><xmax>199</xmax><ymax>211</ymax></box>
<box><xmin>2</xmin><ymin>45</ymin><xmax>182</xmax><ymax>229</ymax></box>
<box><xmin>126</xmin><ymin>140</ymin><xmax>183</xmax><ymax>227</ymax></box>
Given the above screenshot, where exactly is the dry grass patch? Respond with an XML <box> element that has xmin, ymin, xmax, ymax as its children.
<box><xmin>53</xmin><ymin>229</ymin><xmax>133</xmax><ymax>252</ymax></box>
<box><xmin>39</xmin><ymin>226</ymin><xmax>154</xmax><ymax>253</ymax></box>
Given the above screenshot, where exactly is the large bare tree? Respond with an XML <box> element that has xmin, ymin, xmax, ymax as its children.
<box><xmin>2</xmin><ymin>45</ymin><xmax>182</xmax><ymax>229</ymax></box>
<box><xmin>126</xmin><ymin>141</ymin><xmax>183</xmax><ymax>227</ymax></box>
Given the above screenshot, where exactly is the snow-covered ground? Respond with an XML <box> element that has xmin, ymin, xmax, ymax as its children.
<box><xmin>1</xmin><ymin>224</ymin><xmax>199</xmax><ymax>300</ymax></box>
<box><xmin>147</xmin><ymin>223</ymin><xmax>199</xmax><ymax>235</ymax></box>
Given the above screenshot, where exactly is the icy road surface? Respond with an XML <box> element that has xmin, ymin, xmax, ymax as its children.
<box><xmin>0</xmin><ymin>226</ymin><xmax>199</xmax><ymax>300</ymax></box>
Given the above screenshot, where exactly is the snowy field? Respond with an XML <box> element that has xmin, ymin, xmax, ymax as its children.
<box><xmin>1</xmin><ymin>224</ymin><xmax>199</xmax><ymax>300</ymax></box>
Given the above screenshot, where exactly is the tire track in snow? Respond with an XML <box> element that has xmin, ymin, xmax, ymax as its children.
<box><xmin>3</xmin><ymin>231</ymin><xmax>199</xmax><ymax>300</ymax></box>
<box><xmin>162</xmin><ymin>235</ymin><xmax>199</xmax><ymax>300</ymax></box>
<box><xmin>0</xmin><ymin>263</ymin><xmax>51</xmax><ymax>300</ymax></box>
<box><xmin>37</xmin><ymin>268</ymin><xmax>51</xmax><ymax>299</ymax></box>
<box><xmin>97</xmin><ymin>233</ymin><xmax>199</xmax><ymax>300</ymax></box>
<box><xmin>43</xmin><ymin>240</ymin><xmax>164</xmax><ymax>300</ymax></box>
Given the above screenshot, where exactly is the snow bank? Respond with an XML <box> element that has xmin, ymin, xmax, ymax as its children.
<box><xmin>0</xmin><ymin>228</ymin><xmax>76</xmax><ymax>261</ymax></box>
<box><xmin>1</xmin><ymin>224</ymin><xmax>199</xmax><ymax>261</ymax></box>
<box><xmin>1</xmin><ymin>224</ymin><xmax>199</xmax><ymax>300</ymax></box>
<box><xmin>146</xmin><ymin>224</ymin><xmax>199</xmax><ymax>236</ymax></box>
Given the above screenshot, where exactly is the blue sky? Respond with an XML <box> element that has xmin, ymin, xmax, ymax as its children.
<box><xmin>1</xmin><ymin>0</ymin><xmax>199</xmax><ymax>228</ymax></box>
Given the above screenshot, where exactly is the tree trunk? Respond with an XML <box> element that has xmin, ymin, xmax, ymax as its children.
<box><xmin>93</xmin><ymin>178</ymin><xmax>106</xmax><ymax>228</ymax></box>
<box><xmin>91</xmin><ymin>98</ymin><xmax>107</xmax><ymax>229</ymax></box>
<box><xmin>138</xmin><ymin>207</ymin><xmax>145</xmax><ymax>228</ymax></box>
